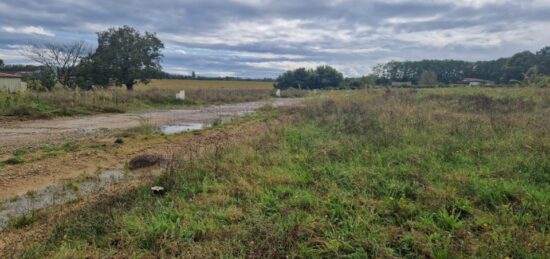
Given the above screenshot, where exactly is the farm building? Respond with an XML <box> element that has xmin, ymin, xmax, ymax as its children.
<box><xmin>461</xmin><ymin>78</ymin><xmax>495</xmax><ymax>86</ymax></box>
<box><xmin>0</xmin><ymin>72</ymin><xmax>26</xmax><ymax>92</ymax></box>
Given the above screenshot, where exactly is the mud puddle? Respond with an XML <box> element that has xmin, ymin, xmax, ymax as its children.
<box><xmin>160</xmin><ymin>123</ymin><xmax>208</xmax><ymax>135</ymax></box>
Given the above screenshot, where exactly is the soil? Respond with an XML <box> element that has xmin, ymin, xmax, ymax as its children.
<box><xmin>0</xmin><ymin>98</ymin><xmax>302</xmax><ymax>201</ymax></box>
<box><xmin>0</xmin><ymin>117</ymin><xmax>292</xmax><ymax>256</ymax></box>
<box><xmin>0</xmin><ymin>98</ymin><xmax>302</xmax><ymax>154</ymax></box>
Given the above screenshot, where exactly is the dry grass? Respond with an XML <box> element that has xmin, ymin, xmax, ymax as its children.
<box><xmin>1</xmin><ymin>80</ymin><xmax>277</xmax><ymax>119</ymax></box>
<box><xmin>136</xmin><ymin>79</ymin><xmax>274</xmax><ymax>91</ymax></box>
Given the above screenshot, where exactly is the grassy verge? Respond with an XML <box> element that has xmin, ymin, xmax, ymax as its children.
<box><xmin>17</xmin><ymin>88</ymin><xmax>550</xmax><ymax>258</ymax></box>
<box><xmin>0</xmin><ymin>86</ymin><xmax>273</xmax><ymax>119</ymax></box>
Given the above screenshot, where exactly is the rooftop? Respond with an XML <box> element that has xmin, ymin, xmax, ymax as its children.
<box><xmin>0</xmin><ymin>72</ymin><xmax>21</xmax><ymax>78</ymax></box>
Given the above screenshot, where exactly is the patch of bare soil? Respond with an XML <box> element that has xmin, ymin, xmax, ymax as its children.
<box><xmin>0</xmin><ymin>98</ymin><xmax>302</xmax><ymax>154</ymax></box>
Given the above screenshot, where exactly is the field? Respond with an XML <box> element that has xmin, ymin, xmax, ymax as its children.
<box><xmin>136</xmin><ymin>79</ymin><xmax>274</xmax><ymax>91</ymax></box>
<box><xmin>6</xmin><ymin>87</ymin><xmax>549</xmax><ymax>258</ymax></box>
<box><xmin>0</xmin><ymin>80</ymin><xmax>276</xmax><ymax>119</ymax></box>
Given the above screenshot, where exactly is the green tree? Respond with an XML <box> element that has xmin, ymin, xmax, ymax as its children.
<box><xmin>536</xmin><ymin>47</ymin><xmax>550</xmax><ymax>75</ymax></box>
<box><xmin>91</xmin><ymin>26</ymin><xmax>164</xmax><ymax>90</ymax></box>
<box><xmin>314</xmin><ymin>65</ymin><xmax>344</xmax><ymax>88</ymax></box>
<box><xmin>275</xmin><ymin>65</ymin><xmax>343</xmax><ymax>89</ymax></box>
<box><xmin>0</xmin><ymin>59</ymin><xmax>4</xmax><ymax>67</ymax></box>
<box><xmin>418</xmin><ymin>70</ymin><xmax>438</xmax><ymax>85</ymax></box>
<box><xmin>40</xmin><ymin>67</ymin><xmax>57</xmax><ymax>91</ymax></box>
<box><xmin>502</xmin><ymin>51</ymin><xmax>537</xmax><ymax>82</ymax></box>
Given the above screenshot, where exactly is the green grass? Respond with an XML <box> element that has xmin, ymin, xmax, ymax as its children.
<box><xmin>3</xmin><ymin>156</ymin><xmax>24</xmax><ymax>165</ymax></box>
<box><xmin>41</xmin><ymin>141</ymin><xmax>78</xmax><ymax>153</ymax></box>
<box><xmin>8</xmin><ymin>212</ymin><xmax>42</xmax><ymax>229</ymax></box>
<box><xmin>16</xmin><ymin>88</ymin><xmax>550</xmax><ymax>258</ymax></box>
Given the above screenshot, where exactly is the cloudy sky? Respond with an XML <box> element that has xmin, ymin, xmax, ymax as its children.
<box><xmin>1</xmin><ymin>0</ymin><xmax>549</xmax><ymax>78</ymax></box>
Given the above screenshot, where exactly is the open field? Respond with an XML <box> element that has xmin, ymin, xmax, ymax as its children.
<box><xmin>136</xmin><ymin>79</ymin><xmax>274</xmax><ymax>91</ymax></box>
<box><xmin>0</xmin><ymin>80</ymin><xmax>276</xmax><ymax>119</ymax></box>
<box><xmin>2</xmin><ymin>87</ymin><xmax>549</xmax><ymax>258</ymax></box>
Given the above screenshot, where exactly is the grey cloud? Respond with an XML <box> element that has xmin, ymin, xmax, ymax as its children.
<box><xmin>1</xmin><ymin>0</ymin><xmax>549</xmax><ymax>77</ymax></box>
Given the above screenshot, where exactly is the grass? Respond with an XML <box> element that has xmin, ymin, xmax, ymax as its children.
<box><xmin>136</xmin><ymin>79</ymin><xmax>274</xmax><ymax>91</ymax></box>
<box><xmin>0</xmin><ymin>79</ymin><xmax>276</xmax><ymax>119</ymax></box>
<box><xmin>3</xmin><ymin>156</ymin><xmax>24</xmax><ymax>165</ymax></box>
<box><xmin>14</xmin><ymin>88</ymin><xmax>550</xmax><ymax>258</ymax></box>
<box><xmin>8</xmin><ymin>212</ymin><xmax>42</xmax><ymax>229</ymax></box>
<box><xmin>119</xmin><ymin>116</ymin><xmax>160</xmax><ymax>138</ymax></box>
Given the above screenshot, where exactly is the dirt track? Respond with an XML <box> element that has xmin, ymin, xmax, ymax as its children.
<box><xmin>0</xmin><ymin>98</ymin><xmax>301</xmax><ymax>154</ymax></box>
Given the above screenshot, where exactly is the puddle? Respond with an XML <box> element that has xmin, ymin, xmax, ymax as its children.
<box><xmin>160</xmin><ymin>123</ymin><xmax>208</xmax><ymax>135</ymax></box>
<box><xmin>0</xmin><ymin>170</ymin><xmax>125</xmax><ymax>230</ymax></box>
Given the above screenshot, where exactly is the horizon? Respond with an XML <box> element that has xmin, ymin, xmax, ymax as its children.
<box><xmin>1</xmin><ymin>0</ymin><xmax>549</xmax><ymax>78</ymax></box>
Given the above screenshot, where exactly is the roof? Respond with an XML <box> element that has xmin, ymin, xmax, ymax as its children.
<box><xmin>0</xmin><ymin>72</ymin><xmax>21</xmax><ymax>78</ymax></box>
<box><xmin>462</xmin><ymin>78</ymin><xmax>495</xmax><ymax>83</ymax></box>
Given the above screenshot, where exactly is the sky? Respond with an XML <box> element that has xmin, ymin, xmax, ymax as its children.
<box><xmin>1</xmin><ymin>0</ymin><xmax>549</xmax><ymax>78</ymax></box>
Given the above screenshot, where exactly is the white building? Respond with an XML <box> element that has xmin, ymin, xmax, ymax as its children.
<box><xmin>0</xmin><ymin>72</ymin><xmax>26</xmax><ymax>92</ymax></box>
<box><xmin>461</xmin><ymin>78</ymin><xmax>496</xmax><ymax>86</ymax></box>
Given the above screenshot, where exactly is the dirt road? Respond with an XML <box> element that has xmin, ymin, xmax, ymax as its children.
<box><xmin>0</xmin><ymin>98</ymin><xmax>301</xmax><ymax>154</ymax></box>
<box><xmin>0</xmin><ymin>98</ymin><xmax>302</xmax><ymax>202</ymax></box>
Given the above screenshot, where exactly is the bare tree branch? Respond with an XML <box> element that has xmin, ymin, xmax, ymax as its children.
<box><xmin>23</xmin><ymin>41</ymin><xmax>90</xmax><ymax>88</ymax></box>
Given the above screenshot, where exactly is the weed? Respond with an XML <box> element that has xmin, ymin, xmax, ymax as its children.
<box><xmin>125</xmin><ymin>116</ymin><xmax>159</xmax><ymax>136</ymax></box>
<box><xmin>13</xmin><ymin>148</ymin><xmax>28</xmax><ymax>156</ymax></box>
<box><xmin>4</xmin><ymin>156</ymin><xmax>24</xmax><ymax>165</ymax></box>
<box><xmin>65</xmin><ymin>181</ymin><xmax>80</xmax><ymax>192</ymax></box>
<box><xmin>8</xmin><ymin>213</ymin><xmax>42</xmax><ymax>229</ymax></box>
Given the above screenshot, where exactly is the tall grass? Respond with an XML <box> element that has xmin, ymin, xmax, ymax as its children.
<box><xmin>136</xmin><ymin>79</ymin><xmax>274</xmax><ymax>91</ymax></box>
<box><xmin>0</xmin><ymin>87</ymin><xmax>274</xmax><ymax>118</ymax></box>
<box><xmin>14</xmin><ymin>88</ymin><xmax>550</xmax><ymax>258</ymax></box>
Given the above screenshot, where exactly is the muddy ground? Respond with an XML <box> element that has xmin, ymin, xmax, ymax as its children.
<box><xmin>0</xmin><ymin>98</ymin><xmax>301</xmax><ymax>155</ymax></box>
<box><xmin>0</xmin><ymin>98</ymin><xmax>302</xmax><ymax>201</ymax></box>
<box><xmin>0</xmin><ymin>116</ymin><xmax>294</xmax><ymax>256</ymax></box>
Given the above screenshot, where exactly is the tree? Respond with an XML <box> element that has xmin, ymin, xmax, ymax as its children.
<box><xmin>91</xmin><ymin>26</ymin><xmax>164</xmax><ymax>90</ymax></box>
<box><xmin>536</xmin><ymin>47</ymin><xmax>550</xmax><ymax>75</ymax></box>
<box><xmin>75</xmin><ymin>54</ymin><xmax>110</xmax><ymax>90</ymax></box>
<box><xmin>418</xmin><ymin>70</ymin><xmax>438</xmax><ymax>85</ymax></box>
<box><xmin>23</xmin><ymin>41</ymin><xmax>89</xmax><ymax>88</ymax></box>
<box><xmin>40</xmin><ymin>67</ymin><xmax>57</xmax><ymax>91</ymax></box>
<box><xmin>0</xmin><ymin>59</ymin><xmax>4</xmax><ymax>67</ymax></box>
<box><xmin>502</xmin><ymin>51</ymin><xmax>537</xmax><ymax>82</ymax></box>
<box><xmin>314</xmin><ymin>65</ymin><xmax>344</xmax><ymax>88</ymax></box>
<box><xmin>275</xmin><ymin>65</ymin><xmax>343</xmax><ymax>90</ymax></box>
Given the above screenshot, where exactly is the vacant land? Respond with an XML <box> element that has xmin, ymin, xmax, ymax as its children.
<box><xmin>0</xmin><ymin>80</ymin><xmax>275</xmax><ymax>119</ymax></box>
<box><xmin>3</xmin><ymin>88</ymin><xmax>550</xmax><ymax>258</ymax></box>
<box><xmin>136</xmin><ymin>79</ymin><xmax>274</xmax><ymax>91</ymax></box>
<box><xmin>0</xmin><ymin>98</ymin><xmax>301</xmax><ymax>201</ymax></box>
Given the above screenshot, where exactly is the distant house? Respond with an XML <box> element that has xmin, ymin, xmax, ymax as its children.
<box><xmin>461</xmin><ymin>78</ymin><xmax>495</xmax><ymax>86</ymax></box>
<box><xmin>0</xmin><ymin>72</ymin><xmax>27</xmax><ymax>92</ymax></box>
<box><xmin>391</xmin><ymin>81</ymin><xmax>412</xmax><ymax>87</ymax></box>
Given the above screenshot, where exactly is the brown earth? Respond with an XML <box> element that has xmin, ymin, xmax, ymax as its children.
<box><xmin>0</xmin><ymin>98</ymin><xmax>301</xmax><ymax>154</ymax></box>
<box><xmin>0</xmin><ymin>116</ymin><xmax>293</xmax><ymax>256</ymax></box>
<box><xmin>0</xmin><ymin>98</ymin><xmax>302</xmax><ymax>201</ymax></box>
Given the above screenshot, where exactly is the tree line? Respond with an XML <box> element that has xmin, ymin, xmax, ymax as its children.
<box><xmin>274</xmin><ymin>66</ymin><xmax>345</xmax><ymax>89</ymax></box>
<box><xmin>373</xmin><ymin>46</ymin><xmax>550</xmax><ymax>85</ymax></box>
